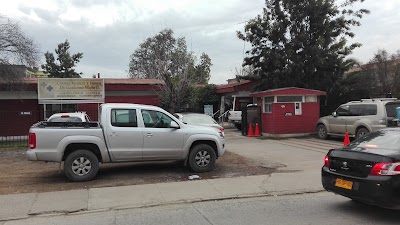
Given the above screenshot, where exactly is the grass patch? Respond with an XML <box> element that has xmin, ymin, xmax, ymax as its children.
<box><xmin>0</xmin><ymin>142</ymin><xmax>27</xmax><ymax>150</ymax></box>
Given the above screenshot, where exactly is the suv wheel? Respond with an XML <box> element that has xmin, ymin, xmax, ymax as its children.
<box><xmin>64</xmin><ymin>150</ymin><xmax>99</xmax><ymax>182</ymax></box>
<box><xmin>188</xmin><ymin>144</ymin><xmax>216</xmax><ymax>173</ymax></box>
<box><xmin>317</xmin><ymin>124</ymin><xmax>328</xmax><ymax>139</ymax></box>
<box><xmin>356</xmin><ymin>128</ymin><xmax>369</xmax><ymax>139</ymax></box>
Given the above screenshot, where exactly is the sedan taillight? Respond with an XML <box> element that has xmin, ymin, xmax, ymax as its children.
<box><xmin>28</xmin><ymin>132</ymin><xmax>36</xmax><ymax>149</ymax></box>
<box><xmin>370</xmin><ymin>162</ymin><xmax>400</xmax><ymax>176</ymax></box>
<box><xmin>324</xmin><ymin>155</ymin><xmax>330</xmax><ymax>167</ymax></box>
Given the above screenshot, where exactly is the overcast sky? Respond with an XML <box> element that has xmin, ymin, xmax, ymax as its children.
<box><xmin>1</xmin><ymin>0</ymin><xmax>399</xmax><ymax>84</ymax></box>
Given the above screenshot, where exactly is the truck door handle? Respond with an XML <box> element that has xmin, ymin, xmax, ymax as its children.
<box><xmin>145</xmin><ymin>133</ymin><xmax>153</xmax><ymax>137</ymax></box>
<box><xmin>109</xmin><ymin>132</ymin><xmax>118</xmax><ymax>136</ymax></box>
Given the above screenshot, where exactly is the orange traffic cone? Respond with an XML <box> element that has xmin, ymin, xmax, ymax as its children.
<box><xmin>343</xmin><ymin>132</ymin><xmax>350</xmax><ymax>146</ymax></box>
<box><xmin>254</xmin><ymin>123</ymin><xmax>261</xmax><ymax>137</ymax></box>
<box><xmin>247</xmin><ymin>123</ymin><xmax>254</xmax><ymax>137</ymax></box>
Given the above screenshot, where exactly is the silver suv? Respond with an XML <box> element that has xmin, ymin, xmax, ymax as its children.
<box><xmin>317</xmin><ymin>98</ymin><xmax>400</xmax><ymax>139</ymax></box>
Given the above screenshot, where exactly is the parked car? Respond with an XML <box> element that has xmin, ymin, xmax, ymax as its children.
<box><xmin>316</xmin><ymin>98</ymin><xmax>400</xmax><ymax>140</ymax></box>
<box><xmin>322</xmin><ymin>128</ymin><xmax>400</xmax><ymax>209</ymax></box>
<box><xmin>173</xmin><ymin>113</ymin><xmax>224</xmax><ymax>135</ymax></box>
<box><xmin>47</xmin><ymin>112</ymin><xmax>90</xmax><ymax>122</ymax></box>
<box><xmin>27</xmin><ymin>104</ymin><xmax>225</xmax><ymax>182</ymax></box>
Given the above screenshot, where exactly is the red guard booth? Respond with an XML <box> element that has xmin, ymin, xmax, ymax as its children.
<box><xmin>250</xmin><ymin>87</ymin><xmax>326</xmax><ymax>137</ymax></box>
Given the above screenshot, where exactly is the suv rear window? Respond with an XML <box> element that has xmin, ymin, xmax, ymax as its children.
<box><xmin>385</xmin><ymin>103</ymin><xmax>400</xmax><ymax>118</ymax></box>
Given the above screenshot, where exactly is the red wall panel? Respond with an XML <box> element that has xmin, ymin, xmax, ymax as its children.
<box><xmin>0</xmin><ymin>99</ymin><xmax>42</xmax><ymax>136</ymax></box>
<box><xmin>257</xmin><ymin>98</ymin><xmax>320</xmax><ymax>135</ymax></box>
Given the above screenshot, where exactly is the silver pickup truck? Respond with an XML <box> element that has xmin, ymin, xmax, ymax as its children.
<box><xmin>27</xmin><ymin>103</ymin><xmax>225</xmax><ymax>182</ymax></box>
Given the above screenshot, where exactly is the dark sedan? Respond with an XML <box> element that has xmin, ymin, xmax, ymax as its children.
<box><xmin>322</xmin><ymin>128</ymin><xmax>400</xmax><ymax>209</ymax></box>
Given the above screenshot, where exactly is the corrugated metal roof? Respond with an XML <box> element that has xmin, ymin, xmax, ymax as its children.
<box><xmin>216</xmin><ymin>80</ymin><xmax>251</xmax><ymax>89</ymax></box>
<box><xmin>0</xmin><ymin>78</ymin><xmax>164</xmax><ymax>85</ymax></box>
<box><xmin>250</xmin><ymin>87</ymin><xmax>326</xmax><ymax>96</ymax></box>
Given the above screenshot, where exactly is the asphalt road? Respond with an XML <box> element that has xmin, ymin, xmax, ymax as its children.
<box><xmin>5</xmin><ymin>192</ymin><xmax>400</xmax><ymax>225</ymax></box>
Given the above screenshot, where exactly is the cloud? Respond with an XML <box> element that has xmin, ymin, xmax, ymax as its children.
<box><xmin>9</xmin><ymin>0</ymin><xmax>263</xmax><ymax>82</ymax></box>
<box><xmin>2</xmin><ymin>0</ymin><xmax>399</xmax><ymax>84</ymax></box>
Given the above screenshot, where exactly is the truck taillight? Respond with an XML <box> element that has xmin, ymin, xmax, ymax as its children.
<box><xmin>28</xmin><ymin>133</ymin><xmax>36</xmax><ymax>149</ymax></box>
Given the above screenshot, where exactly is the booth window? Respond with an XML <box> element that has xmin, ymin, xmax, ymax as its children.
<box><xmin>305</xmin><ymin>95</ymin><xmax>317</xmax><ymax>102</ymax></box>
<box><xmin>263</xmin><ymin>96</ymin><xmax>274</xmax><ymax>113</ymax></box>
<box><xmin>276</xmin><ymin>96</ymin><xmax>303</xmax><ymax>102</ymax></box>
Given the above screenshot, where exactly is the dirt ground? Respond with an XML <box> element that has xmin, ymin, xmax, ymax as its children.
<box><xmin>0</xmin><ymin>149</ymin><xmax>275</xmax><ymax>195</ymax></box>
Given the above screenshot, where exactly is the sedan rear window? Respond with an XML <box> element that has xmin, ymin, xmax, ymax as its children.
<box><xmin>182</xmin><ymin>115</ymin><xmax>217</xmax><ymax>125</ymax></box>
<box><xmin>348</xmin><ymin>130</ymin><xmax>400</xmax><ymax>151</ymax></box>
<box><xmin>48</xmin><ymin>117</ymin><xmax>82</xmax><ymax>122</ymax></box>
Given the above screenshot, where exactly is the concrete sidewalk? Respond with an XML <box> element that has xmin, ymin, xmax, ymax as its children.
<box><xmin>0</xmin><ymin>170</ymin><xmax>323</xmax><ymax>222</ymax></box>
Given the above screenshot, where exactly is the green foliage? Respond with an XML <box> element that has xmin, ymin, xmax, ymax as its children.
<box><xmin>362</xmin><ymin>49</ymin><xmax>400</xmax><ymax>97</ymax></box>
<box><xmin>128</xmin><ymin>29</ymin><xmax>212</xmax><ymax>84</ymax></box>
<box><xmin>190</xmin><ymin>85</ymin><xmax>220</xmax><ymax>112</ymax></box>
<box><xmin>237</xmin><ymin>0</ymin><xmax>369</xmax><ymax>92</ymax></box>
<box><xmin>128</xmin><ymin>29</ymin><xmax>212</xmax><ymax>112</ymax></box>
<box><xmin>41</xmin><ymin>40</ymin><xmax>83</xmax><ymax>78</ymax></box>
<box><xmin>190</xmin><ymin>53</ymin><xmax>212</xmax><ymax>84</ymax></box>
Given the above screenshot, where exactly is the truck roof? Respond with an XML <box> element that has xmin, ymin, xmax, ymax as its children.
<box><xmin>100</xmin><ymin>103</ymin><xmax>163</xmax><ymax>111</ymax></box>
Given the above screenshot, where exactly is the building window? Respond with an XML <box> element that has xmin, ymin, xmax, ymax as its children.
<box><xmin>305</xmin><ymin>95</ymin><xmax>317</xmax><ymax>102</ymax></box>
<box><xmin>264</xmin><ymin>96</ymin><xmax>274</xmax><ymax>113</ymax></box>
<box><xmin>276</xmin><ymin>96</ymin><xmax>303</xmax><ymax>102</ymax></box>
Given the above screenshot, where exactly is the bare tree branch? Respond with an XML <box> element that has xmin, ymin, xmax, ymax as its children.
<box><xmin>0</xmin><ymin>15</ymin><xmax>40</xmax><ymax>90</ymax></box>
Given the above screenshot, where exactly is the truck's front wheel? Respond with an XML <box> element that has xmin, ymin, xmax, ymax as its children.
<box><xmin>188</xmin><ymin>144</ymin><xmax>216</xmax><ymax>173</ymax></box>
<box><xmin>64</xmin><ymin>150</ymin><xmax>99</xmax><ymax>182</ymax></box>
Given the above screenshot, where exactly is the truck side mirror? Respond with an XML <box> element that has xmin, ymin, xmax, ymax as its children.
<box><xmin>170</xmin><ymin>121</ymin><xmax>180</xmax><ymax>129</ymax></box>
<box><xmin>332</xmin><ymin>112</ymin><xmax>337</xmax><ymax>117</ymax></box>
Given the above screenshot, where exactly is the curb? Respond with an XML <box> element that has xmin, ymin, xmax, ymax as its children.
<box><xmin>1</xmin><ymin>189</ymin><xmax>325</xmax><ymax>222</ymax></box>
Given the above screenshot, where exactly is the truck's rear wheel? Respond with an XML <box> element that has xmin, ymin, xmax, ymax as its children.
<box><xmin>64</xmin><ymin>150</ymin><xmax>99</xmax><ymax>182</ymax></box>
<box><xmin>188</xmin><ymin>144</ymin><xmax>216</xmax><ymax>173</ymax></box>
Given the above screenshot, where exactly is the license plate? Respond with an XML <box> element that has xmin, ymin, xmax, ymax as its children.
<box><xmin>335</xmin><ymin>178</ymin><xmax>353</xmax><ymax>190</ymax></box>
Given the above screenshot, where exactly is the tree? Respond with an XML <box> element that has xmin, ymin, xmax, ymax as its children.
<box><xmin>0</xmin><ymin>15</ymin><xmax>39</xmax><ymax>87</ymax></box>
<box><xmin>189</xmin><ymin>84</ymin><xmax>220</xmax><ymax>113</ymax></box>
<box><xmin>237</xmin><ymin>0</ymin><xmax>369</xmax><ymax>92</ymax></box>
<box><xmin>361</xmin><ymin>49</ymin><xmax>400</xmax><ymax>97</ymax></box>
<box><xmin>190</xmin><ymin>53</ymin><xmax>212</xmax><ymax>84</ymax></box>
<box><xmin>128</xmin><ymin>29</ymin><xmax>212</xmax><ymax>112</ymax></box>
<box><xmin>41</xmin><ymin>40</ymin><xmax>83</xmax><ymax>78</ymax></box>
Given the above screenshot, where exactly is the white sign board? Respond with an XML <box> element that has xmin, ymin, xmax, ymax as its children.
<box><xmin>38</xmin><ymin>78</ymin><xmax>104</xmax><ymax>104</ymax></box>
<box><xmin>204</xmin><ymin>105</ymin><xmax>213</xmax><ymax>117</ymax></box>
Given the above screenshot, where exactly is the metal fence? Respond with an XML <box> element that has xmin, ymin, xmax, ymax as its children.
<box><xmin>0</xmin><ymin>136</ymin><xmax>27</xmax><ymax>148</ymax></box>
<box><xmin>0</xmin><ymin>110</ymin><xmax>99</xmax><ymax>148</ymax></box>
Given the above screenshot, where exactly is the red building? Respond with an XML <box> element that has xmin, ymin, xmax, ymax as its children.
<box><xmin>215</xmin><ymin>80</ymin><xmax>257</xmax><ymax>114</ymax></box>
<box><xmin>0</xmin><ymin>78</ymin><xmax>162</xmax><ymax>136</ymax></box>
<box><xmin>250</xmin><ymin>87</ymin><xmax>326</xmax><ymax>136</ymax></box>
